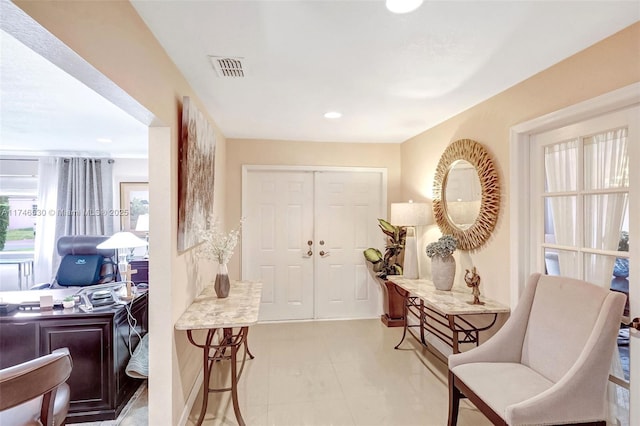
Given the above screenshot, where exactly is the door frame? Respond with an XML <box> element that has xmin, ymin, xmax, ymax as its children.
<box><xmin>241</xmin><ymin>165</ymin><xmax>388</xmax><ymax>315</ymax></box>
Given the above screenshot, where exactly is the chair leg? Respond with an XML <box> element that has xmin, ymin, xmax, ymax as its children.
<box><xmin>448</xmin><ymin>370</ymin><xmax>461</xmax><ymax>426</ymax></box>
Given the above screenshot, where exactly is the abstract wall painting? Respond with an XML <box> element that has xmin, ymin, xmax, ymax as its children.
<box><xmin>178</xmin><ymin>96</ymin><xmax>216</xmax><ymax>252</ymax></box>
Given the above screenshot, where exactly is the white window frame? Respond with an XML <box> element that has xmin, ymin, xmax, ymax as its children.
<box><xmin>509</xmin><ymin>82</ymin><xmax>640</xmax><ymax>307</ymax></box>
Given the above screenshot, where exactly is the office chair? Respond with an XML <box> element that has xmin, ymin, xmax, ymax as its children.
<box><xmin>32</xmin><ymin>235</ymin><xmax>117</xmax><ymax>290</ymax></box>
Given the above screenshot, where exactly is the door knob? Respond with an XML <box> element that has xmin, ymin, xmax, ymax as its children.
<box><xmin>307</xmin><ymin>250</ymin><xmax>313</xmax><ymax>256</ymax></box>
<box><xmin>319</xmin><ymin>250</ymin><xmax>330</xmax><ymax>257</ymax></box>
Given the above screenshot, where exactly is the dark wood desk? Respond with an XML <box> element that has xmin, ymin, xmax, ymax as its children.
<box><xmin>0</xmin><ymin>288</ymin><xmax>148</xmax><ymax>423</ymax></box>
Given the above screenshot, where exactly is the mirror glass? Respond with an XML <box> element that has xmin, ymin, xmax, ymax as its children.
<box><xmin>444</xmin><ymin>160</ymin><xmax>481</xmax><ymax>230</ymax></box>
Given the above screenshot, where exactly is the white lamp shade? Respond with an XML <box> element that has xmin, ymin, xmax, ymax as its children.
<box><xmin>135</xmin><ymin>214</ymin><xmax>150</xmax><ymax>232</ymax></box>
<box><xmin>96</xmin><ymin>231</ymin><xmax>148</xmax><ymax>249</ymax></box>
<box><xmin>390</xmin><ymin>202</ymin><xmax>432</xmax><ymax>226</ymax></box>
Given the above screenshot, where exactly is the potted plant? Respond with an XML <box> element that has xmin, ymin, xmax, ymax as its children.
<box><xmin>363</xmin><ymin>219</ymin><xmax>407</xmax><ymax>326</ymax></box>
<box><xmin>363</xmin><ymin>219</ymin><xmax>406</xmax><ymax>278</ymax></box>
<box><xmin>426</xmin><ymin>235</ymin><xmax>458</xmax><ymax>291</ymax></box>
<box><xmin>62</xmin><ymin>296</ymin><xmax>75</xmax><ymax>309</ymax></box>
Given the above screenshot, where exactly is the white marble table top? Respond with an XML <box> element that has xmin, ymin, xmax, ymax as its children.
<box><xmin>388</xmin><ymin>276</ymin><xmax>510</xmax><ymax>316</ymax></box>
<box><xmin>175</xmin><ymin>281</ymin><xmax>263</xmax><ymax>330</ymax></box>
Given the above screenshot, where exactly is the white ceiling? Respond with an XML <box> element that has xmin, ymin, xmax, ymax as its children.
<box><xmin>0</xmin><ymin>1</ymin><xmax>638</xmax><ymax>157</ymax></box>
<box><xmin>131</xmin><ymin>0</ymin><xmax>640</xmax><ymax>143</ymax></box>
<box><xmin>0</xmin><ymin>29</ymin><xmax>149</xmax><ymax>158</ymax></box>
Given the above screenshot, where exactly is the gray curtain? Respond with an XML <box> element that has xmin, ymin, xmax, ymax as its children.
<box><xmin>55</xmin><ymin>158</ymin><xmax>114</xmax><ymax>236</ymax></box>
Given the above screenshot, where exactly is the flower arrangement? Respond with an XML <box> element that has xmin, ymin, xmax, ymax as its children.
<box><xmin>425</xmin><ymin>235</ymin><xmax>458</xmax><ymax>258</ymax></box>
<box><xmin>197</xmin><ymin>215</ymin><xmax>244</xmax><ymax>264</ymax></box>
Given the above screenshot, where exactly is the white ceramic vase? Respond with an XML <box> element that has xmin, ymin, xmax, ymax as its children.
<box><xmin>431</xmin><ymin>255</ymin><xmax>456</xmax><ymax>291</ymax></box>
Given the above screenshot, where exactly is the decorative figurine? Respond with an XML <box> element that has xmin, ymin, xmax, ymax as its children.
<box><xmin>464</xmin><ymin>266</ymin><xmax>484</xmax><ymax>305</ymax></box>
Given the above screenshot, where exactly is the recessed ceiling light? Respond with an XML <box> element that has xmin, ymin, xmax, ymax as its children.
<box><xmin>97</xmin><ymin>138</ymin><xmax>112</xmax><ymax>143</ymax></box>
<box><xmin>324</xmin><ymin>111</ymin><xmax>342</xmax><ymax>119</ymax></box>
<box><xmin>386</xmin><ymin>0</ymin><xmax>423</xmax><ymax>14</ymax></box>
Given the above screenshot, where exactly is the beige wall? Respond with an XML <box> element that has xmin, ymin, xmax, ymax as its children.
<box><xmin>225</xmin><ymin>139</ymin><xmax>402</xmax><ymax>278</ymax></box>
<box><xmin>401</xmin><ymin>22</ymin><xmax>640</xmax><ymax>305</ymax></box>
<box><xmin>13</xmin><ymin>1</ymin><xmax>226</xmax><ymax>424</ymax></box>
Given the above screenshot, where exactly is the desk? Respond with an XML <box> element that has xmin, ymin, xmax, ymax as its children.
<box><xmin>389</xmin><ymin>276</ymin><xmax>509</xmax><ymax>356</ymax></box>
<box><xmin>0</xmin><ymin>288</ymin><xmax>148</xmax><ymax>422</ymax></box>
<box><xmin>176</xmin><ymin>281</ymin><xmax>262</xmax><ymax>426</ymax></box>
<box><xmin>0</xmin><ymin>258</ymin><xmax>34</xmax><ymax>290</ymax></box>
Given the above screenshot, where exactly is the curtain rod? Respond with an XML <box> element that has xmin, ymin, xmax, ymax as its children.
<box><xmin>61</xmin><ymin>158</ymin><xmax>114</xmax><ymax>163</ymax></box>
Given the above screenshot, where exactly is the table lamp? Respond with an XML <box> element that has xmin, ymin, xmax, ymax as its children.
<box><xmin>135</xmin><ymin>214</ymin><xmax>150</xmax><ymax>259</ymax></box>
<box><xmin>97</xmin><ymin>232</ymin><xmax>148</xmax><ymax>299</ymax></box>
<box><xmin>391</xmin><ymin>201</ymin><xmax>432</xmax><ymax>279</ymax></box>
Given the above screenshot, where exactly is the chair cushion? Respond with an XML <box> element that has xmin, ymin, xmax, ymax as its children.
<box><xmin>452</xmin><ymin>362</ymin><xmax>554</xmax><ymax>419</ymax></box>
<box><xmin>0</xmin><ymin>383</ymin><xmax>70</xmax><ymax>426</ymax></box>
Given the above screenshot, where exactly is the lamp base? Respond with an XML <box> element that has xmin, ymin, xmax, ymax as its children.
<box><xmin>403</xmin><ymin>229</ymin><xmax>419</xmax><ymax>279</ymax></box>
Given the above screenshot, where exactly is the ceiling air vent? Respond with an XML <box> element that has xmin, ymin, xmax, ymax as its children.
<box><xmin>209</xmin><ymin>56</ymin><xmax>245</xmax><ymax>77</ymax></box>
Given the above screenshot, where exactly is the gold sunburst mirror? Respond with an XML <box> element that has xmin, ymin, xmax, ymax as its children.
<box><xmin>432</xmin><ymin>139</ymin><xmax>500</xmax><ymax>250</ymax></box>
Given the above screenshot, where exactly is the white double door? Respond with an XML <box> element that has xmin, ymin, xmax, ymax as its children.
<box><xmin>242</xmin><ymin>167</ymin><xmax>386</xmax><ymax>321</ymax></box>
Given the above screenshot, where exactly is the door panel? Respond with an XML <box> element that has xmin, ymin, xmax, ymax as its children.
<box><xmin>244</xmin><ymin>171</ymin><xmax>314</xmax><ymax>321</ymax></box>
<box><xmin>315</xmin><ymin>171</ymin><xmax>384</xmax><ymax>319</ymax></box>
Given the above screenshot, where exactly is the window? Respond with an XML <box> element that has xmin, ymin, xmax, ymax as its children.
<box><xmin>0</xmin><ymin>158</ymin><xmax>38</xmax><ymax>254</ymax></box>
<box><xmin>534</xmin><ymin>127</ymin><xmax>629</xmax><ymax>286</ymax></box>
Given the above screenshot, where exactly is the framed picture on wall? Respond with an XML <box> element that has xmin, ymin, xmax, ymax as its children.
<box><xmin>120</xmin><ymin>182</ymin><xmax>149</xmax><ymax>235</ymax></box>
<box><xmin>177</xmin><ymin>96</ymin><xmax>216</xmax><ymax>252</ymax></box>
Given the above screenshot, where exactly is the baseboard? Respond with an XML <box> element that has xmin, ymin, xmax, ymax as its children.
<box><xmin>257</xmin><ymin>315</ymin><xmax>380</xmax><ymax>324</ymax></box>
<box><xmin>178</xmin><ymin>368</ymin><xmax>204</xmax><ymax>426</ymax></box>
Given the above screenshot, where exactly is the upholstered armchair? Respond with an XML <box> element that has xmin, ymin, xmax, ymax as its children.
<box><xmin>448</xmin><ymin>273</ymin><xmax>626</xmax><ymax>426</ymax></box>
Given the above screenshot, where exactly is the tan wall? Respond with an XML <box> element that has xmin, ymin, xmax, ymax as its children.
<box><xmin>13</xmin><ymin>1</ymin><xmax>226</xmax><ymax>424</ymax></box>
<box><xmin>225</xmin><ymin>139</ymin><xmax>402</xmax><ymax>278</ymax></box>
<box><xmin>402</xmin><ymin>23</ymin><xmax>640</xmax><ymax>305</ymax></box>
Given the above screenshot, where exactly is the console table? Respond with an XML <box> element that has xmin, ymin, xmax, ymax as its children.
<box><xmin>0</xmin><ymin>288</ymin><xmax>148</xmax><ymax>422</ymax></box>
<box><xmin>389</xmin><ymin>276</ymin><xmax>509</xmax><ymax>356</ymax></box>
<box><xmin>175</xmin><ymin>281</ymin><xmax>262</xmax><ymax>426</ymax></box>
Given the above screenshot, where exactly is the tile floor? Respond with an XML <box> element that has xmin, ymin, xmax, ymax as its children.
<box><xmin>182</xmin><ymin>319</ymin><xmax>490</xmax><ymax>426</ymax></box>
<box><xmin>69</xmin><ymin>318</ymin><xmax>491</xmax><ymax>425</ymax></box>
<box><xmin>67</xmin><ymin>381</ymin><xmax>148</xmax><ymax>426</ymax></box>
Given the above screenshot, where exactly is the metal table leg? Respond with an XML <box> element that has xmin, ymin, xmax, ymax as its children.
<box><xmin>187</xmin><ymin>326</ymin><xmax>252</xmax><ymax>426</ymax></box>
<box><xmin>394</xmin><ymin>288</ymin><xmax>410</xmax><ymax>349</ymax></box>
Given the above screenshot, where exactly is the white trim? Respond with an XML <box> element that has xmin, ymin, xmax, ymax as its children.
<box><xmin>177</xmin><ymin>369</ymin><xmax>204</xmax><ymax>426</ymax></box>
<box><xmin>509</xmin><ymin>82</ymin><xmax>640</xmax><ymax>307</ymax></box>
<box><xmin>241</xmin><ymin>164</ymin><xmax>388</xmax><ymax>281</ymax></box>
<box><xmin>242</xmin><ymin>164</ymin><xmax>389</xmax><ymax>174</ymax></box>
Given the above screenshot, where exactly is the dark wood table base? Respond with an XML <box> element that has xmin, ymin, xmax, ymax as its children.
<box><xmin>393</xmin><ymin>285</ymin><xmax>498</xmax><ymax>354</ymax></box>
<box><xmin>187</xmin><ymin>327</ymin><xmax>254</xmax><ymax>426</ymax></box>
